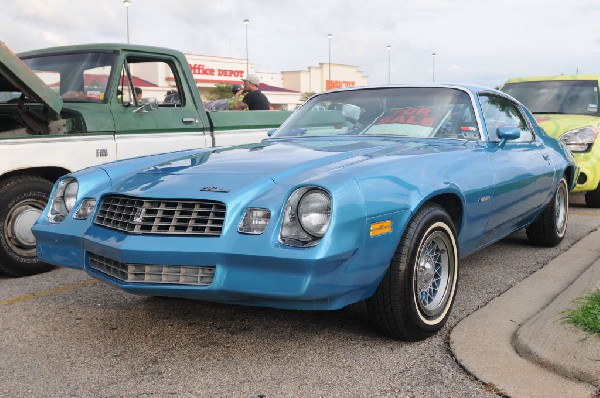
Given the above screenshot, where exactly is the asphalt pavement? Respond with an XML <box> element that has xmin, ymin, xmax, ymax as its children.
<box><xmin>451</xmin><ymin>227</ymin><xmax>600</xmax><ymax>397</ymax></box>
<box><xmin>1</xmin><ymin>195</ymin><xmax>599</xmax><ymax>397</ymax></box>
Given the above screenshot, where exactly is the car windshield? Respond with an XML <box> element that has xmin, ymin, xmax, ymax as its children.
<box><xmin>18</xmin><ymin>52</ymin><xmax>117</xmax><ymax>103</ymax></box>
<box><xmin>274</xmin><ymin>87</ymin><xmax>480</xmax><ymax>140</ymax></box>
<box><xmin>502</xmin><ymin>80</ymin><xmax>600</xmax><ymax>116</ymax></box>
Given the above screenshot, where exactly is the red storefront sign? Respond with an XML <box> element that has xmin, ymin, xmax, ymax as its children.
<box><xmin>189</xmin><ymin>64</ymin><xmax>245</xmax><ymax>78</ymax></box>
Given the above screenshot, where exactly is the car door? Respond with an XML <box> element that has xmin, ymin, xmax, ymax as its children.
<box><xmin>110</xmin><ymin>54</ymin><xmax>208</xmax><ymax>159</ymax></box>
<box><xmin>479</xmin><ymin>94</ymin><xmax>556</xmax><ymax>241</ymax></box>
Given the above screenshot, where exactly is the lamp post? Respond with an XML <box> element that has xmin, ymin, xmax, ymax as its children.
<box><xmin>327</xmin><ymin>33</ymin><xmax>332</xmax><ymax>90</ymax></box>
<box><xmin>243</xmin><ymin>19</ymin><xmax>250</xmax><ymax>75</ymax></box>
<box><xmin>123</xmin><ymin>0</ymin><xmax>131</xmax><ymax>44</ymax></box>
<box><xmin>432</xmin><ymin>52</ymin><xmax>436</xmax><ymax>82</ymax></box>
<box><xmin>386</xmin><ymin>45</ymin><xmax>391</xmax><ymax>84</ymax></box>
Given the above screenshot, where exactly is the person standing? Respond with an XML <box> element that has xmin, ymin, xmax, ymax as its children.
<box><xmin>233</xmin><ymin>74</ymin><xmax>270</xmax><ymax>111</ymax></box>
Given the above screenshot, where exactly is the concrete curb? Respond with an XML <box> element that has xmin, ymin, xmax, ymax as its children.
<box><xmin>450</xmin><ymin>229</ymin><xmax>600</xmax><ymax>398</ymax></box>
<box><xmin>514</xmin><ymin>257</ymin><xmax>600</xmax><ymax>387</ymax></box>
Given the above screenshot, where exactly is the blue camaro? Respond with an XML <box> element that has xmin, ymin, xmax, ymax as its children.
<box><xmin>33</xmin><ymin>85</ymin><xmax>577</xmax><ymax>340</ymax></box>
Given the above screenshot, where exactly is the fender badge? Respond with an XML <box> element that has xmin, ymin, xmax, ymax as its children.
<box><xmin>199</xmin><ymin>186</ymin><xmax>230</xmax><ymax>193</ymax></box>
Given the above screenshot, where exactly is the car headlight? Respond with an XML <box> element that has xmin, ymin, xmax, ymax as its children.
<box><xmin>48</xmin><ymin>177</ymin><xmax>78</xmax><ymax>223</ymax></box>
<box><xmin>559</xmin><ymin>126</ymin><xmax>598</xmax><ymax>153</ymax></box>
<box><xmin>280</xmin><ymin>187</ymin><xmax>331</xmax><ymax>247</ymax></box>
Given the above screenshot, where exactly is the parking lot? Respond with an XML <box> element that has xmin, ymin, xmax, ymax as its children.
<box><xmin>1</xmin><ymin>194</ymin><xmax>599</xmax><ymax>398</ymax></box>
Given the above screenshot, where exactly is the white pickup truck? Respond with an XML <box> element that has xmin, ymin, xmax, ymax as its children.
<box><xmin>0</xmin><ymin>42</ymin><xmax>291</xmax><ymax>276</ymax></box>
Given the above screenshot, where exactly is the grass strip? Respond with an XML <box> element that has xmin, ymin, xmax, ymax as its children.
<box><xmin>564</xmin><ymin>289</ymin><xmax>600</xmax><ymax>336</ymax></box>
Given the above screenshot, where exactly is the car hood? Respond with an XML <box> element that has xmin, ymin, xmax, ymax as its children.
<box><xmin>107</xmin><ymin>138</ymin><xmax>469</xmax><ymax>198</ymax></box>
<box><xmin>534</xmin><ymin>114</ymin><xmax>600</xmax><ymax>138</ymax></box>
<box><xmin>0</xmin><ymin>41</ymin><xmax>63</xmax><ymax>114</ymax></box>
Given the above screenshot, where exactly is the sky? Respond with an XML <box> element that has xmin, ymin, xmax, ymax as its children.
<box><xmin>1</xmin><ymin>0</ymin><xmax>599</xmax><ymax>89</ymax></box>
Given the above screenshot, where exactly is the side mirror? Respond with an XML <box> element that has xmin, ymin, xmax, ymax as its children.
<box><xmin>497</xmin><ymin>126</ymin><xmax>520</xmax><ymax>146</ymax></box>
<box><xmin>497</xmin><ymin>126</ymin><xmax>520</xmax><ymax>140</ymax></box>
<box><xmin>133</xmin><ymin>97</ymin><xmax>158</xmax><ymax>113</ymax></box>
<box><xmin>267</xmin><ymin>128</ymin><xmax>276</xmax><ymax>137</ymax></box>
<box><xmin>143</xmin><ymin>97</ymin><xmax>158</xmax><ymax>109</ymax></box>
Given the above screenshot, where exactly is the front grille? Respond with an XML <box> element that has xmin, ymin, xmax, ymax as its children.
<box><xmin>94</xmin><ymin>195</ymin><xmax>226</xmax><ymax>236</ymax></box>
<box><xmin>88</xmin><ymin>252</ymin><xmax>215</xmax><ymax>286</ymax></box>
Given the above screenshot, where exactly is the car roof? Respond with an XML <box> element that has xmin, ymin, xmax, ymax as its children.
<box><xmin>18</xmin><ymin>43</ymin><xmax>186</xmax><ymax>59</ymax></box>
<box><xmin>321</xmin><ymin>83</ymin><xmax>502</xmax><ymax>96</ymax></box>
<box><xmin>503</xmin><ymin>75</ymin><xmax>600</xmax><ymax>84</ymax></box>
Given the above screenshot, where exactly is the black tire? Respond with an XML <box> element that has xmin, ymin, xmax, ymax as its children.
<box><xmin>584</xmin><ymin>184</ymin><xmax>600</xmax><ymax>208</ymax></box>
<box><xmin>366</xmin><ymin>203</ymin><xmax>459</xmax><ymax>341</ymax></box>
<box><xmin>526</xmin><ymin>177</ymin><xmax>568</xmax><ymax>247</ymax></box>
<box><xmin>0</xmin><ymin>176</ymin><xmax>55</xmax><ymax>277</ymax></box>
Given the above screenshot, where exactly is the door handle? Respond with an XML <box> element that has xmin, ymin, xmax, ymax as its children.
<box><xmin>182</xmin><ymin>118</ymin><xmax>197</xmax><ymax>124</ymax></box>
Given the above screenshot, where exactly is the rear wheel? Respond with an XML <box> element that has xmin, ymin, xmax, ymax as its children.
<box><xmin>0</xmin><ymin>176</ymin><xmax>55</xmax><ymax>277</ymax></box>
<box><xmin>526</xmin><ymin>177</ymin><xmax>568</xmax><ymax>247</ymax></box>
<box><xmin>366</xmin><ymin>203</ymin><xmax>458</xmax><ymax>341</ymax></box>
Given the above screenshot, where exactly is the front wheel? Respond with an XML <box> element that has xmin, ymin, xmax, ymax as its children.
<box><xmin>366</xmin><ymin>203</ymin><xmax>459</xmax><ymax>341</ymax></box>
<box><xmin>0</xmin><ymin>176</ymin><xmax>55</xmax><ymax>277</ymax></box>
<box><xmin>526</xmin><ymin>177</ymin><xmax>568</xmax><ymax>247</ymax></box>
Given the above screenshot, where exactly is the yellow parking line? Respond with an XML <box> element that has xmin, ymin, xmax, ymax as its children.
<box><xmin>0</xmin><ymin>279</ymin><xmax>98</xmax><ymax>306</ymax></box>
<box><xmin>570</xmin><ymin>212</ymin><xmax>600</xmax><ymax>217</ymax></box>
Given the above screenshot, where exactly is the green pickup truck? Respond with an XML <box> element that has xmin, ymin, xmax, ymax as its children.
<box><xmin>0</xmin><ymin>41</ymin><xmax>292</xmax><ymax>277</ymax></box>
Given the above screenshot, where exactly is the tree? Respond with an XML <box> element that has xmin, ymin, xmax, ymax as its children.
<box><xmin>208</xmin><ymin>84</ymin><xmax>234</xmax><ymax>101</ymax></box>
<box><xmin>300</xmin><ymin>91</ymin><xmax>316</xmax><ymax>102</ymax></box>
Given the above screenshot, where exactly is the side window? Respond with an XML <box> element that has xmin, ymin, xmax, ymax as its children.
<box><xmin>479</xmin><ymin>94</ymin><xmax>534</xmax><ymax>142</ymax></box>
<box><xmin>117</xmin><ymin>58</ymin><xmax>183</xmax><ymax>107</ymax></box>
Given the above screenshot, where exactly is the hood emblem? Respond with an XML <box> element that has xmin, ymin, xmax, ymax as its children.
<box><xmin>199</xmin><ymin>186</ymin><xmax>230</xmax><ymax>193</ymax></box>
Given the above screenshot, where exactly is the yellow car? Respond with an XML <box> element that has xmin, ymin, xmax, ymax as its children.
<box><xmin>502</xmin><ymin>75</ymin><xmax>600</xmax><ymax>207</ymax></box>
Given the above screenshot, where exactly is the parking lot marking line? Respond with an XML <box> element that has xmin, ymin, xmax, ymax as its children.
<box><xmin>570</xmin><ymin>212</ymin><xmax>600</xmax><ymax>217</ymax></box>
<box><xmin>0</xmin><ymin>279</ymin><xmax>98</xmax><ymax>306</ymax></box>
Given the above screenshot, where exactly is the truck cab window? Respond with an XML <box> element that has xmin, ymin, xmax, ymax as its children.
<box><xmin>120</xmin><ymin>58</ymin><xmax>184</xmax><ymax>107</ymax></box>
<box><xmin>21</xmin><ymin>52</ymin><xmax>116</xmax><ymax>103</ymax></box>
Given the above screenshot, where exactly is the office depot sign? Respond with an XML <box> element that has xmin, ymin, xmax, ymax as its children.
<box><xmin>326</xmin><ymin>80</ymin><xmax>356</xmax><ymax>90</ymax></box>
<box><xmin>189</xmin><ymin>64</ymin><xmax>245</xmax><ymax>79</ymax></box>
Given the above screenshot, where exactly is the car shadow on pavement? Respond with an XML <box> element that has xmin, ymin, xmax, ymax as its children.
<box><xmin>138</xmin><ymin>294</ymin><xmax>383</xmax><ymax>340</ymax></box>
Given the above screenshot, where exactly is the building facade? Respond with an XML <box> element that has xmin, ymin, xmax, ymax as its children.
<box><xmin>282</xmin><ymin>63</ymin><xmax>368</xmax><ymax>95</ymax></box>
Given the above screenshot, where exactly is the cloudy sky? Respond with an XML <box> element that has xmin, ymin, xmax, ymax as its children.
<box><xmin>1</xmin><ymin>0</ymin><xmax>598</xmax><ymax>89</ymax></box>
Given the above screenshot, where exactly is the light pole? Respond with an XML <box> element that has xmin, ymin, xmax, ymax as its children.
<box><xmin>386</xmin><ymin>45</ymin><xmax>391</xmax><ymax>84</ymax></box>
<box><xmin>432</xmin><ymin>52</ymin><xmax>436</xmax><ymax>82</ymax></box>
<box><xmin>123</xmin><ymin>0</ymin><xmax>131</xmax><ymax>44</ymax></box>
<box><xmin>243</xmin><ymin>19</ymin><xmax>250</xmax><ymax>75</ymax></box>
<box><xmin>327</xmin><ymin>33</ymin><xmax>332</xmax><ymax>90</ymax></box>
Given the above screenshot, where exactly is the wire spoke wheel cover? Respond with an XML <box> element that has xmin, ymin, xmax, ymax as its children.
<box><xmin>554</xmin><ymin>181</ymin><xmax>567</xmax><ymax>235</ymax></box>
<box><xmin>415</xmin><ymin>227</ymin><xmax>454</xmax><ymax>318</ymax></box>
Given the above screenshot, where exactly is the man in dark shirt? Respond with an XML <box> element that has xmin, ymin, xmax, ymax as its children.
<box><xmin>233</xmin><ymin>74</ymin><xmax>270</xmax><ymax>110</ymax></box>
